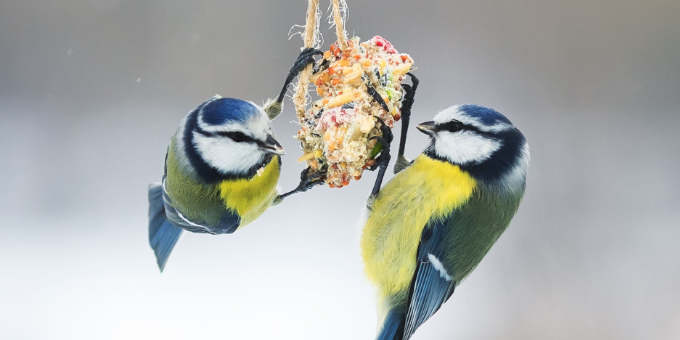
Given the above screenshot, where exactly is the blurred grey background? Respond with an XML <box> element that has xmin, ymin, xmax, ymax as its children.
<box><xmin>1</xmin><ymin>0</ymin><xmax>679</xmax><ymax>339</ymax></box>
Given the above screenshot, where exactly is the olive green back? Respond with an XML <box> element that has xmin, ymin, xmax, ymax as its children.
<box><xmin>442</xmin><ymin>182</ymin><xmax>525</xmax><ymax>283</ymax></box>
<box><xmin>164</xmin><ymin>139</ymin><xmax>227</xmax><ymax>226</ymax></box>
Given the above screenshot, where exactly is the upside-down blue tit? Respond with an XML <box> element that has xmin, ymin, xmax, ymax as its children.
<box><xmin>146</xmin><ymin>48</ymin><xmax>331</xmax><ymax>272</ymax></box>
<box><xmin>361</xmin><ymin>105</ymin><xmax>530</xmax><ymax>340</ymax></box>
<box><xmin>147</xmin><ymin>96</ymin><xmax>287</xmax><ymax>271</ymax></box>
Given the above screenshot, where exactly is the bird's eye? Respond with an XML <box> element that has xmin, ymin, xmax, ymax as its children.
<box><xmin>438</xmin><ymin>120</ymin><xmax>464</xmax><ymax>132</ymax></box>
<box><xmin>217</xmin><ymin>131</ymin><xmax>253</xmax><ymax>143</ymax></box>
<box><xmin>229</xmin><ymin>132</ymin><xmax>249</xmax><ymax>142</ymax></box>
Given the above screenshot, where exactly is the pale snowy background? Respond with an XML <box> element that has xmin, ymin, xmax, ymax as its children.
<box><xmin>1</xmin><ymin>1</ymin><xmax>679</xmax><ymax>339</ymax></box>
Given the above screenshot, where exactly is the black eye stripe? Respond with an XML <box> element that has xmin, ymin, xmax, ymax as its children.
<box><xmin>436</xmin><ymin>120</ymin><xmax>464</xmax><ymax>132</ymax></box>
<box><xmin>193</xmin><ymin>121</ymin><xmax>264</xmax><ymax>146</ymax></box>
<box><xmin>215</xmin><ymin>131</ymin><xmax>259</xmax><ymax>144</ymax></box>
<box><xmin>436</xmin><ymin>120</ymin><xmax>493</xmax><ymax>136</ymax></box>
<box><xmin>195</xmin><ymin>127</ymin><xmax>271</xmax><ymax>148</ymax></box>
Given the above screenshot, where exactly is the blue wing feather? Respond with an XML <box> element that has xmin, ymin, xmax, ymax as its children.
<box><xmin>377</xmin><ymin>309</ymin><xmax>406</xmax><ymax>340</ymax></box>
<box><xmin>148</xmin><ymin>183</ymin><xmax>183</xmax><ymax>271</ymax></box>
<box><xmin>402</xmin><ymin>218</ymin><xmax>456</xmax><ymax>340</ymax></box>
<box><xmin>149</xmin><ymin>220</ymin><xmax>182</xmax><ymax>271</ymax></box>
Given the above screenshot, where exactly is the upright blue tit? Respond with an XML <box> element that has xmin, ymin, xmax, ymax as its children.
<box><xmin>148</xmin><ymin>96</ymin><xmax>285</xmax><ymax>271</ymax></box>
<box><xmin>361</xmin><ymin>105</ymin><xmax>530</xmax><ymax>340</ymax></box>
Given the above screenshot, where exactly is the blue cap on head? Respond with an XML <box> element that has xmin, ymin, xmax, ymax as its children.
<box><xmin>201</xmin><ymin>98</ymin><xmax>260</xmax><ymax>125</ymax></box>
<box><xmin>458</xmin><ymin>104</ymin><xmax>512</xmax><ymax>126</ymax></box>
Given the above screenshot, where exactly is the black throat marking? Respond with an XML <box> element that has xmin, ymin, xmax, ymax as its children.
<box><xmin>182</xmin><ymin>107</ymin><xmax>273</xmax><ymax>183</ymax></box>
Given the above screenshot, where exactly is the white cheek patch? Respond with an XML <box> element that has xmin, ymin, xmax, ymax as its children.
<box><xmin>434</xmin><ymin>130</ymin><xmax>502</xmax><ymax>164</ymax></box>
<box><xmin>193</xmin><ymin>132</ymin><xmax>265</xmax><ymax>175</ymax></box>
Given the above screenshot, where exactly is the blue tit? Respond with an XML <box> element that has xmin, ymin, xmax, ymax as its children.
<box><xmin>147</xmin><ymin>95</ymin><xmax>285</xmax><ymax>272</ymax></box>
<box><xmin>361</xmin><ymin>104</ymin><xmax>530</xmax><ymax>340</ymax></box>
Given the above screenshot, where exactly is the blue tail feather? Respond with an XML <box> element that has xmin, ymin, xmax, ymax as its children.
<box><xmin>148</xmin><ymin>183</ymin><xmax>182</xmax><ymax>272</ymax></box>
<box><xmin>377</xmin><ymin>309</ymin><xmax>405</xmax><ymax>340</ymax></box>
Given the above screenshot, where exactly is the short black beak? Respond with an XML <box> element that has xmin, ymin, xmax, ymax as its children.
<box><xmin>416</xmin><ymin>121</ymin><xmax>436</xmax><ymax>135</ymax></box>
<box><xmin>261</xmin><ymin>134</ymin><xmax>285</xmax><ymax>155</ymax></box>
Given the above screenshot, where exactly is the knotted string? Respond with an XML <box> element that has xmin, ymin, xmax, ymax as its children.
<box><xmin>292</xmin><ymin>0</ymin><xmax>321</xmax><ymax>119</ymax></box>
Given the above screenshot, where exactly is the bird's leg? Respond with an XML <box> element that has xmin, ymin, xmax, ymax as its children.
<box><xmin>367</xmin><ymin>119</ymin><xmax>393</xmax><ymax>207</ymax></box>
<box><xmin>394</xmin><ymin>72</ymin><xmax>419</xmax><ymax>174</ymax></box>
<box><xmin>273</xmin><ymin>167</ymin><xmax>326</xmax><ymax>204</ymax></box>
<box><xmin>264</xmin><ymin>47</ymin><xmax>323</xmax><ymax>118</ymax></box>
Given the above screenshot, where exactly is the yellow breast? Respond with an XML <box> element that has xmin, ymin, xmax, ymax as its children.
<box><xmin>219</xmin><ymin>156</ymin><xmax>281</xmax><ymax>226</ymax></box>
<box><xmin>361</xmin><ymin>155</ymin><xmax>477</xmax><ymax>300</ymax></box>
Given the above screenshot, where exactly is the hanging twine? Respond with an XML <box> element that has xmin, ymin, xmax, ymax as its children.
<box><xmin>331</xmin><ymin>0</ymin><xmax>347</xmax><ymax>49</ymax></box>
<box><xmin>293</xmin><ymin>0</ymin><xmax>349</xmax><ymax>119</ymax></box>
<box><xmin>293</xmin><ymin>0</ymin><xmax>320</xmax><ymax>120</ymax></box>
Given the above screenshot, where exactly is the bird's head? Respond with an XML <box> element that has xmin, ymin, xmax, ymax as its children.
<box><xmin>418</xmin><ymin>104</ymin><xmax>529</xmax><ymax>183</ymax></box>
<box><xmin>186</xmin><ymin>96</ymin><xmax>283</xmax><ymax>178</ymax></box>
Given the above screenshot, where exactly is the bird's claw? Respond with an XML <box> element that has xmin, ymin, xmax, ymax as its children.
<box><xmin>377</xmin><ymin>119</ymin><xmax>394</xmax><ymax>143</ymax></box>
<box><xmin>393</xmin><ymin>72</ymin><xmax>419</xmax><ymax>173</ymax></box>
<box><xmin>297</xmin><ymin>167</ymin><xmax>325</xmax><ymax>192</ymax></box>
<box><xmin>367</xmin><ymin>118</ymin><xmax>393</xmax><ymax>199</ymax></box>
<box><xmin>267</xmin><ymin>48</ymin><xmax>324</xmax><ymax>119</ymax></box>
<box><xmin>366</xmin><ymin>83</ymin><xmax>391</xmax><ymax>113</ymax></box>
<box><xmin>367</xmin><ymin>119</ymin><xmax>393</xmax><ymax>171</ymax></box>
<box><xmin>295</xmin><ymin>47</ymin><xmax>324</xmax><ymax>70</ymax></box>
